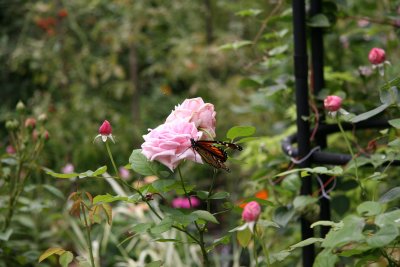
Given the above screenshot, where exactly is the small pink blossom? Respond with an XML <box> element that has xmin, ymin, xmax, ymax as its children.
<box><xmin>368</xmin><ymin>48</ymin><xmax>385</xmax><ymax>65</ymax></box>
<box><xmin>119</xmin><ymin>167</ymin><xmax>130</xmax><ymax>179</ymax></box>
<box><xmin>166</xmin><ymin>97</ymin><xmax>216</xmax><ymax>138</ymax></box>
<box><xmin>62</xmin><ymin>163</ymin><xmax>75</xmax><ymax>174</ymax></box>
<box><xmin>6</xmin><ymin>145</ymin><xmax>16</xmax><ymax>154</ymax></box>
<box><xmin>172</xmin><ymin>196</ymin><xmax>201</xmax><ymax>209</ymax></box>
<box><xmin>43</xmin><ymin>130</ymin><xmax>50</xmax><ymax>140</ymax></box>
<box><xmin>141</xmin><ymin>119</ymin><xmax>203</xmax><ymax>171</ymax></box>
<box><xmin>242</xmin><ymin>201</ymin><xmax>261</xmax><ymax>222</ymax></box>
<box><xmin>324</xmin><ymin>95</ymin><xmax>342</xmax><ymax>112</ymax></box>
<box><xmin>357</xmin><ymin>19</ymin><xmax>370</xmax><ymax>27</ymax></box>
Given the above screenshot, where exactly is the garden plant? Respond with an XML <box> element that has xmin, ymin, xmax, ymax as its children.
<box><xmin>1</xmin><ymin>1</ymin><xmax>400</xmax><ymax>267</ymax></box>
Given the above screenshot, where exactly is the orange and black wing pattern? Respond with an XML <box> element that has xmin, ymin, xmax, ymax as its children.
<box><xmin>190</xmin><ymin>138</ymin><xmax>242</xmax><ymax>172</ymax></box>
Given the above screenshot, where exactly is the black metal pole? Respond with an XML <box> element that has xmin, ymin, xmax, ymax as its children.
<box><xmin>310</xmin><ymin>0</ymin><xmax>330</xmax><ymax>237</ymax></box>
<box><xmin>292</xmin><ymin>0</ymin><xmax>315</xmax><ymax>266</ymax></box>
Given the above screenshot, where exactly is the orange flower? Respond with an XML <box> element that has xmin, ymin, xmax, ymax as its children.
<box><xmin>238</xmin><ymin>189</ymin><xmax>268</xmax><ymax>208</ymax></box>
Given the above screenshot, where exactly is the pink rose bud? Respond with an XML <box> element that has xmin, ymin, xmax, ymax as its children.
<box><xmin>99</xmin><ymin>120</ymin><xmax>112</xmax><ymax>135</ymax></box>
<box><xmin>242</xmin><ymin>201</ymin><xmax>261</xmax><ymax>222</ymax></box>
<box><xmin>32</xmin><ymin>130</ymin><xmax>39</xmax><ymax>141</ymax></box>
<box><xmin>172</xmin><ymin>196</ymin><xmax>201</xmax><ymax>209</ymax></box>
<box><xmin>368</xmin><ymin>48</ymin><xmax>385</xmax><ymax>65</ymax></box>
<box><xmin>24</xmin><ymin>118</ymin><xmax>36</xmax><ymax>129</ymax></box>
<box><xmin>43</xmin><ymin>130</ymin><xmax>50</xmax><ymax>140</ymax></box>
<box><xmin>119</xmin><ymin>167</ymin><xmax>130</xmax><ymax>179</ymax></box>
<box><xmin>324</xmin><ymin>95</ymin><xmax>342</xmax><ymax>112</ymax></box>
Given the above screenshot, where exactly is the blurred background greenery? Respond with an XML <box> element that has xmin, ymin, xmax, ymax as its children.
<box><xmin>1</xmin><ymin>0</ymin><xmax>400</xmax><ymax>266</ymax></box>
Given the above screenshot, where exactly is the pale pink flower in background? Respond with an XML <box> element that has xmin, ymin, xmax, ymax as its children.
<box><xmin>141</xmin><ymin>119</ymin><xmax>203</xmax><ymax>171</ymax></box>
<box><xmin>119</xmin><ymin>167</ymin><xmax>130</xmax><ymax>179</ymax></box>
<box><xmin>368</xmin><ymin>47</ymin><xmax>385</xmax><ymax>65</ymax></box>
<box><xmin>242</xmin><ymin>201</ymin><xmax>261</xmax><ymax>222</ymax></box>
<box><xmin>358</xmin><ymin>66</ymin><xmax>373</xmax><ymax>77</ymax></box>
<box><xmin>94</xmin><ymin>120</ymin><xmax>115</xmax><ymax>143</ymax></box>
<box><xmin>62</xmin><ymin>163</ymin><xmax>75</xmax><ymax>174</ymax></box>
<box><xmin>6</xmin><ymin>145</ymin><xmax>16</xmax><ymax>154</ymax></box>
<box><xmin>166</xmin><ymin>97</ymin><xmax>216</xmax><ymax>138</ymax></box>
<box><xmin>172</xmin><ymin>196</ymin><xmax>201</xmax><ymax>209</ymax></box>
<box><xmin>357</xmin><ymin>19</ymin><xmax>370</xmax><ymax>27</ymax></box>
<box><xmin>24</xmin><ymin>117</ymin><xmax>36</xmax><ymax>129</ymax></box>
<box><xmin>324</xmin><ymin>95</ymin><xmax>342</xmax><ymax>112</ymax></box>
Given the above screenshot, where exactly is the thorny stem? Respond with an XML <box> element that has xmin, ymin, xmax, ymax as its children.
<box><xmin>177</xmin><ymin>166</ymin><xmax>210</xmax><ymax>267</ymax></box>
<box><xmin>81</xmin><ymin>202</ymin><xmax>96</xmax><ymax>267</ymax></box>
<box><xmin>337</xmin><ymin>118</ymin><xmax>366</xmax><ymax>198</ymax></box>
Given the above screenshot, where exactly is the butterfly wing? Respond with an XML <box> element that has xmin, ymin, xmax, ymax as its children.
<box><xmin>194</xmin><ymin>140</ymin><xmax>243</xmax><ymax>151</ymax></box>
<box><xmin>193</xmin><ymin>145</ymin><xmax>230</xmax><ymax>172</ymax></box>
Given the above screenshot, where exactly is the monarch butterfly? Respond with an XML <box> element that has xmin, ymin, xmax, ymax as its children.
<box><xmin>190</xmin><ymin>138</ymin><xmax>242</xmax><ymax>172</ymax></box>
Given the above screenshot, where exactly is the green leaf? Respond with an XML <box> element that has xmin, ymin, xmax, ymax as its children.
<box><xmin>44</xmin><ymin>168</ymin><xmax>78</xmax><ymax>179</ymax></box>
<box><xmin>388</xmin><ymin>118</ymin><xmax>400</xmax><ymax>129</ymax></box>
<box><xmin>129</xmin><ymin>149</ymin><xmax>171</xmax><ymax>177</ymax></box>
<box><xmin>218</xmin><ymin>40</ymin><xmax>253</xmax><ymax>51</ymax></box>
<box><xmin>196</xmin><ymin>190</ymin><xmax>209</xmax><ymax>200</ymax></box>
<box><xmin>209</xmin><ymin>191</ymin><xmax>230</xmax><ymax>200</ymax></box>
<box><xmin>59</xmin><ymin>251</ymin><xmax>74</xmax><ymax>267</ymax></box>
<box><xmin>226</xmin><ymin>126</ymin><xmax>256</xmax><ymax>140</ymax></box>
<box><xmin>92</xmin><ymin>166</ymin><xmax>107</xmax><ymax>176</ymax></box>
<box><xmin>375</xmin><ymin>210</ymin><xmax>400</xmax><ymax>228</ymax></box>
<box><xmin>152</xmin><ymin>179</ymin><xmax>176</xmax><ymax>193</ymax></box>
<box><xmin>145</xmin><ymin>261</ymin><xmax>163</xmax><ymax>267</ymax></box>
<box><xmin>38</xmin><ymin>247</ymin><xmax>66</xmax><ymax>263</ymax></box>
<box><xmin>132</xmin><ymin>223</ymin><xmax>153</xmax><ymax>234</ymax></box>
<box><xmin>356</xmin><ymin>201</ymin><xmax>382</xmax><ymax>217</ymax></box>
<box><xmin>237</xmin><ymin>227</ymin><xmax>252</xmax><ymax>247</ymax></box>
<box><xmin>379</xmin><ymin>187</ymin><xmax>400</xmax><ymax>203</ymax></box>
<box><xmin>257</xmin><ymin>220</ymin><xmax>280</xmax><ymax>229</ymax></box>
<box><xmin>0</xmin><ymin>229</ymin><xmax>13</xmax><ymax>241</ymax></box>
<box><xmin>150</xmin><ymin>217</ymin><xmax>173</xmax><ymax>235</ymax></box>
<box><xmin>380</xmin><ymin>86</ymin><xmax>398</xmax><ymax>105</ymax></box>
<box><xmin>43</xmin><ymin>184</ymin><xmax>65</xmax><ymax>199</ymax></box>
<box><xmin>350</xmin><ymin>103</ymin><xmax>389</xmax><ymax>123</ymax></box>
<box><xmin>235</xmin><ymin>8</ymin><xmax>262</xmax><ymax>17</ymax></box>
<box><xmin>268</xmin><ymin>44</ymin><xmax>289</xmax><ymax>56</ymax></box>
<box><xmin>366</xmin><ymin>224</ymin><xmax>399</xmax><ymax>247</ymax></box>
<box><xmin>273</xmin><ymin>206</ymin><xmax>295</xmax><ymax>227</ymax></box>
<box><xmin>311</xmin><ymin>220</ymin><xmax>343</xmax><ymax>230</ymax></box>
<box><xmin>269</xmin><ymin>250</ymin><xmax>291</xmax><ymax>264</ymax></box>
<box><xmin>275</xmin><ymin>166</ymin><xmax>342</xmax><ymax>177</ymax></box>
<box><xmin>293</xmin><ymin>196</ymin><xmax>317</xmax><ymax>211</ymax></box>
<box><xmin>381</xmin><ymin>77</ymin><xmax>400</xmax><ymax>91</ymax></box>
<box><xmin>191</xmin><ymin>210</ymin><xmax>219</xmax><ymax>224</ymax></box>
<box><xmin>93</xmin><ymin>194</ymin><xmax>129</xmax><ymax>204</ymax></box>
<box><xmin>313</xmin><ymin>249</ymin><xmax>339</xmax><ymax>267</ymax></box>
<box><xmin>308</xmin><ymin>14</ymin><xmax>331</xmax><ymax>27</ymax></box>
<box><xmin>322</xmin><ymin>215</ymin><xmax>365</xmax><ymax>248</ymax></box>
<box><xmin>289</xmin><ymin>237</ymin><xmax>324</xmax><ymax>250</ymax></box>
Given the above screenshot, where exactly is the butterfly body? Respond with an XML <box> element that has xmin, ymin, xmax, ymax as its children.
<box><xmin>190</xmin><ymin>138</ymin><xmax>242</xmax><ymax>172</ymax></box>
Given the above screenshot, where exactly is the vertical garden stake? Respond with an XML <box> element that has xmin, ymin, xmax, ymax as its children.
<box><xmin>310</xmin><ymin>0</ymin><xmax>331</xmax><ymax>237</ymax></box>
<box><xmin>292</xmin><ymin>0</ymin><xmax>315</xmax><ymax>266</ymax></box>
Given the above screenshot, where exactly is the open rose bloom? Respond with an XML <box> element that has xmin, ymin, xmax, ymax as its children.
<box><xmin>141</xmin><ymin>97</ymin><xmax>216</xmax><ymax>171</ymax></box>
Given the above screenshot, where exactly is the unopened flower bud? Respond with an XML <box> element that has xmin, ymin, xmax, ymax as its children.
<box><xmin>242</xmin><ymin>201</ymin><xmax>261</xmax><ymax>222</ymax></box>
<box><xmin>43</xmin><ymin>130</ymin><xmax>50</xmax><ymax>140</ymax></box>
<box><xmin>32</xmin><ymin>130</ymin><xmax>39</xmax><ymax>141</ymax></box>
<box><xmin>16</xmin><ymin>101</ymin><xmax>25</xmax><ymax>112</ymax></box>
<box><xmin>24</xmin><ymin>118</ymin><xmax>36</xmax><ymax>129</ymax></box>
<box><xmin>5</xmin><ymin>120</ymin><xmax>19</xmax><ymax>130</ymax></box>
<box><xmin>368</xmin><ymin>48</ymin><xmax>386</xmax><ymax>65</ymax></box>
<box><xmin>38</xmin><ymin>113</ymin><xmax>48</xmax><ymax>122</ymax></box>
<box><xmin>6</xmin><ymin>145</ymin><xmax>16</xmax><ymax>154</ymax></box>
<box><xmin>324</xmin><ymin>95</ymin><xmax>342</xmax><ymax>112</ymax></box>
<box><xmin>99</xmin><ymin>120</ymin><xmax>112</xmax><ymax>135</ymax></box>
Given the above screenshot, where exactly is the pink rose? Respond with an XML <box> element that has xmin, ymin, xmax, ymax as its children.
<box><xmin>172</xmin><ymin>196</ymin><xmax>201</xmax><ymax>209</ymax></box>
<box><xmin>324</xmin><ymin>95</ymin><xmax>342</xmax><ymax>112</ymax></box>
<box><xmin>368</xmin><ymin>48</ymin><xmax>385</xmax><ymax>65</ymax></box>
<box><xmin>166</xmin><ymin>97</ymin><xmax>216</xmax><ymax>138</ymax></box>
<box><xmin>141</xmin><ymin>120</ymin><xmax>203</xmax><ymax>171</ymax></box>
<box><xmin>242</xmin><ymin>201</ymin><xmax>261</xmax><ymax>222</ymax></box>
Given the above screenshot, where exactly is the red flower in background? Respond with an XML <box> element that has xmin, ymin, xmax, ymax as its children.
<box><xmin>57</xmin><ymin>9</ymin><xmax>68</xmax><ymax>18</ymax></box>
